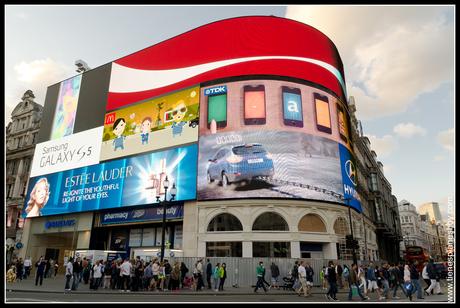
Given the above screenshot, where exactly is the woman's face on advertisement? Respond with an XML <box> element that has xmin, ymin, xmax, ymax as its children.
<box><xmin>35</xmin><ymin>181</ymin><xmax>48</xmax><ymax>205</ymax></box>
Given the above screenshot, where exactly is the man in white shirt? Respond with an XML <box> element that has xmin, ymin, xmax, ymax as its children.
<box><xmin>65</xmin><ymin>257</ymin><xmax>74</xmax><ymax>291</ymax></box>
<box><xmin>297</xmin><ymin>260</ymin><xmax>308</xmax><ymax>297</ymax></box>
<box><xmin>92</xmin><ymin>261</ymin><xmax>103</xmax><ymax>290</ymax></box>
<box><xmin>120</xmin><ymin>258</ymin><xmax>132</xmax><ymax>292</ymax></box>
<box><xmin>24</xmin><ymin>257</ymin><xmax>32</xmax><ymax>279</ymax></box>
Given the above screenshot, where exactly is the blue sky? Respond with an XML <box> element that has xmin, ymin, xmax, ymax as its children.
<box><xmin>5</xmin><ymin>5</ymin><xmax>455</xmax><ymax>219</ymax></box>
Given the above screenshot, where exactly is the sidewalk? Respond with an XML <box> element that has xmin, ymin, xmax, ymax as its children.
<box><xmin>6</xmin><ymin>275</ymin><xmax>346</xmax><ymax>295</ymax></box>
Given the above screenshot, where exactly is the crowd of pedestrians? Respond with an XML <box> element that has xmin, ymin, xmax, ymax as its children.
<box><xmin>7</xmin><ymin>255</ymin><xmax>444</xmax><ymax>301</ymax></box>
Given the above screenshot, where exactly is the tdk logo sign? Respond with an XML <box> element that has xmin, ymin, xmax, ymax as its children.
<box><xmin>204</xmin><ymin>86</ymin><xmax>227</xmax><ymax>96</ymax></box>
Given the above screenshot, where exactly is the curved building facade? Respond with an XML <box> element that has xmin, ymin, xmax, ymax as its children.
<box><xmin>20</xmin><ymin>16</ymin><xmax>379</xmax><ymax>265</ymax></box>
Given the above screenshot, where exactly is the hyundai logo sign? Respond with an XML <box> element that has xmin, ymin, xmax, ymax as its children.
<box><xmin>345</xmin><ymin>160</ymin><xmax>357</xmax><ymax>186</ymax></box>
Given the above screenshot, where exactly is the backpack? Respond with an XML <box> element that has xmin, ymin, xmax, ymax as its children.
<box><xmin>343</xmin><ymin>267</ymin><xmax>350</xmax><ymax>280</ymax></box>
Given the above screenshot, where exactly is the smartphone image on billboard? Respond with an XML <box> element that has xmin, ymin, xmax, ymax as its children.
<box><xmin>244</xmin><ymin>85</ymin><xmax>266</xmax><ymax>125</ymax></box>
<box><xmin>336</xmin><ymin>103</ymin><xmax>348</xmax><ymax>143</ymax></box>
<box><xmin>207</xmin><ymin>93</ymin><xmax>227</xmax><ymax>129</ymax></box>
<box><xmin>282</xmin><ymin>86</ymin><xmax>303</xmax><ymax>127</ymax></box>
<box><xmin>314</xmin><ymin>93</ymin><xmax>332</xmax><ymax>134</ymax></box>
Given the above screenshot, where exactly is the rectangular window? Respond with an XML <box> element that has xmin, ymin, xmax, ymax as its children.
<box><xmin>314</xmin><ymin>93</ymin><xmax>332</xmax><ymax>133</ymax></box>
<box><xmin>253</xmin><ymin>242</ymin><xmax>291</xmax><ymax>258</ymax></box>
<box><xmin>244</xmin><ymin>85</ymin><xmax>266</xmax><ymax>125</ymax></box>
<box><xmin>370</xmin><ymin>173</ymin><xmax>378</xmax><ymax>191</ymax></box>
<box><xmin>282</xmin><ymin>86</ymin><xmax>303</xmax><ymax>127</ymax></box>
<box><xmin>206</xmin><ymin>241</ymin><xmax>242</xmax><ymax>257</ymax></box>
<box><xmin>7</xmin><ymin>184</ymin><xmax>13</xmax><ymax>198</ymax></box>
<box><xmin>207</xmin><ymin>93</ymin><xmax>227</xmax><ymax>129</ymax></box>
<box><xmin>336</xmin><ymin>103</ymin><xmax>348</xmax><ymax>142</ymax></box>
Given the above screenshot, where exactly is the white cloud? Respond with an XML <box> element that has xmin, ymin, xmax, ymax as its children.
<box><xmin>433</xmin><ymin>155</ymin><xmax>445</xmax><ymax>162</ymax></box>
<box><xmin>5</xmin><ymin>58</ymin><xmax>73</xmax><ymax>124</ymax></box>
<box><xmin>365</xmin><ymin>134</ymin><xmax>397</xmax><ymax>158</ymax></box>
<box><xmin>437</xmin><ymin>128</ymin><xmax>454</xmax><ymax>151</ymax></box>
<box><xmin>393</xmin><ymin>122</ymin><xmax>426</xmax><ymax>138</ymax></box>
<box><xmin>285</xmin><ymin>6</ymin><xmax>454</xmax><ymax>120</ymax></box>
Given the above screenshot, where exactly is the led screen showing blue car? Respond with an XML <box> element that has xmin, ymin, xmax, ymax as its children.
<box><xmin>22</xmin><ymin>144</ymin><xmax>197</xmax><ymax>218</ymax></box>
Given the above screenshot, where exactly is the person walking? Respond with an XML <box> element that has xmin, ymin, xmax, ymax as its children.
<box><xmin>170</xmin><ymin>261</ymin><xmax>181</xmax><ymax>291</ymax></box>
<box><xmin>196</xmin><ymin>259</ymin><xmax>204</xmax><ymax>291</ymax></box>
<box><xmin>404</xmin><ymin>263</ymin><xmax>414</xmax><ymax>301</ymax></box>
<box><xmin>348</xmin><ymin>263</ymin><xmax>368</xmax><ymax>301</ymax></box>
<box><xmin>320</xmin><ymin>266</ymin><xmax>327</xmax><ymax>290</ymax></box>
<box><xmin>254</xmin><ymin>261</ymin><xmax>268</xmax><ymax>293</ymax></box>
<box><xmin>336</xmin><ymin>263</ymin><xmax>344</xmax><ymax>289</ymax></box>
<box><xmin>358</xmin><ymin>264</ymin><xmax>367</xmax><ymax>297</ymax></box>
<box><xmin>103</xmin><ymin>261</ymin><xmax>113</xmax><ymax>289</ymax></box>
<box><xmin>92</xmin><ymin>260</ymin><xmax>103</xmax><ymax>290</ymax></box>
<box><xmin>180</xmin><ymin>262</ymin><xmax>189</xmax><ymax>289</ymax></box>
<box><xmin>213</xmin><ymin>263</ymin><xmax>220</xmax><ymax>291</ymax></box>
<box><xmin>366</xmin><ymin>262</ymin><xmax>382</xmax><ymax>300</ymax></box>
<box><xmin>291</xmin><ymin>261</ymin><xmax>300</xmax><ymax>291</ymax></box>
<box><xmin>297</xmin><ymin>260</ymin><xmax>308</xmax><ymax>297</ymax></box>
<box><xmin>410</xmin><ymin>261</ymin><xmax>424</xmax><ymax>300</ymax></box>
<box><xmin>378</xmin><ymin>263</ymin><xmax>390</xmax><ymax>300</ymax></box>
<box><xmin>305</xmin><ymin>263</ymin><xmax>314</xmax><ymax>297</ymax></box>
<box><xmin>389</xmin><ymin>263</ymin><xmax>406</xmax><ymax>299</ymax></box>
<box><xmin>270</xmin><ymin>262</ymin><xmax>280</xmax><ymax>290</ymax></box>
<box><xmin>71</xmin><ymin>257</ymin><xmax>82</xmax><ymax>291</ymax></box>
<box><xmin>325</xmin><ymin>261</ymin><xmax>338</xmax><ymax>301</ymax></box>
<box><xmin>206</xmin><ymin>259</ymin><xmax>212</xmax><ymax>289</ymax></box>
<box><xmin>120</xmin><ymin>258</ymin><xmax>132</xmax><ymax>292</ymax></box>
<box><xmin>151</xmin><ymin>259</ymin><xmax>160</xmax><ymax>291</ymax></box>
<box><xmin>65</xmin><ymin>257</ymin><xmax>74</xmax><ymax>291</ymax></box>
<box><xmin>16</xmin><ymin>258</ymin><xmax>24</xmax><ymax>282</ymax></box>
<box><xmin>35</xmin><ymin>257</ymin><xmax>46</xmax><ymax>286</ymax></box>
<box><xmin>425</xmin><ymin>259</ymin><xmax>442</xmax><ymax>296</ymax></box>
<box><xmin>24</xmin><ymin>257</ymin><xmax>32</xmax><ymax>279</ymax></box>
<box><xmin>54</xmin><ymin>261</ymin><xmax>59</xmax><ymax>277</ymax></box>
<box><xmin>219</xmin><ymin>263</ymin><xmax>227</xmax><ymax>291</ymax></box>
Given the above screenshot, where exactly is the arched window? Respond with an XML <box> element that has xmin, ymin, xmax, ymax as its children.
<box><xmin>298</xmin><ymin>214</ymin><xmax>327</xmax><ymax>232</ymax></box>
<box><xmin>207</xmin><ymin>213</ymin><xmax>243</xmax><ymax>232</ymax></box>
<box><xmin>252</xmin><ymin>212</ymin><xmax>289</xmax><ymax>231</ymax></box>
<box><xmin>333</xmin><ymin>217</ymin><xmax>349</xmax><ymax>235</ymax></box>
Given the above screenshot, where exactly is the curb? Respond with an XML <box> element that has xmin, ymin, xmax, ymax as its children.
<box><xmin>6</xmin><ymin>288</ymin><xmax>349</xmax><ymax>296</ymax></box>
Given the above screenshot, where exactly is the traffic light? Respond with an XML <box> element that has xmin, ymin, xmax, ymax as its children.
<box><xmin>353</xmin><ymin>239</ymin><xmax>359</xmax><ymax>249</ymax></box>
<box><xmin>346</xmin><ymin>235</ymin><xmax>354</xmax><ymax>248</ymax></box>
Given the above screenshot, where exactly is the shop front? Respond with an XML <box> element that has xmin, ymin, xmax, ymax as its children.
<box><xmin>20</xmin><ymin>212</ymin><xmax>93</xmax><ymax>273</ymax></box>
<box><xmin>90</xmin><ymin>203</ymin><xmax>184</xmax><ymax>261</ymax></box>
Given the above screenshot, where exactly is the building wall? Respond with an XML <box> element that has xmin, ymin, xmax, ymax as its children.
<box><xmin>183</xmin><ymin>198</ymin><xmax>377</xmax><ymax>261</ymax></box>
<box><xmin>5</xmin><ymin>90</ymin><xmax>43</xmax><ymax>264</ymax></box>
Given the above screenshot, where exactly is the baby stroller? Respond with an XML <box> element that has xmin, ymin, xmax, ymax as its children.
<box><xmin>182</xmin><ymin>275</ymin><xmax>194</xmax><ymax>289</ymax></box>
<box><xmin>282</xmin><ymin>275</ymin><xmax>295</xmax><ymax>291</ymax></box>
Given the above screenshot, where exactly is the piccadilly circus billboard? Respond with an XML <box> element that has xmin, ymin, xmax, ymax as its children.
<box><xmin>29</xmin><ymin>16</ymin><xmax>361</xmax><ymax>217</ymax></box>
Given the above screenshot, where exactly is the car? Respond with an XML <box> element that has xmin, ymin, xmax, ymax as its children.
<box><xmin>206</xmin><ymin>143</ymin><xmax>275</xmax><ymax>187</ymax></box>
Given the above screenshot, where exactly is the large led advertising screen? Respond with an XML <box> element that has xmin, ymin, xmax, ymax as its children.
<box><xmin>100</xmin><ymin>86</ymin><xmax>199</xmax><ymax>162</ymax></box>
<box><xmin>197</xmin><ymin>79</ymin><xmax>361</xmax><ymax>212</ymax></box>
<box><xmin>22</xmin><ymin>144</ymin><xmax>197</xmax><ymax>218</ymax></box>
<box><xmin>51</xmin><ymin>75</ymin><xmax>82</xmax><ymax>140</ymax></box>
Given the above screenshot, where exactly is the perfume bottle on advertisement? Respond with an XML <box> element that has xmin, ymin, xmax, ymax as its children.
<box><xmin>159</xmin><ymin>158</ymin><xmax>167</xmax><ymax>195</ymax></box>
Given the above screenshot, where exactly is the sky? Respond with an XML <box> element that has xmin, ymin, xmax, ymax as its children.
<box><xmin>5</xmin><ymin>5</ymin><xmax>455</xmax><ymax>220</ymax></box>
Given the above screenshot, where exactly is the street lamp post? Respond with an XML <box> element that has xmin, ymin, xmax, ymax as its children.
<box><xmin>435</xmin><ymin>222</ymin><xmax>444</xmax><ymax>261</ymax></box>
<box><xmin>345</xmin><ymin>198</ymin><xmax>358</xmax><ymax>265</ymax></box>
<box><xmin>156</xmin><ymin>176</ymin><xmax>177</xmax><ymax>262</ymax></box>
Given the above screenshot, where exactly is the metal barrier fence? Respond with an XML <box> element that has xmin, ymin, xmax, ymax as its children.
<box><xmin>168</xmin><ymin>257</ymin><xmax>360</xmax><ymax>287</ymax></box>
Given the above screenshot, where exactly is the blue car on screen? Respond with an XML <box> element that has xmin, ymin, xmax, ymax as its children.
<box><xmin>206</xmin><ymin>143</ymin><xmax>275</xmax><ymax>187</ymax></box>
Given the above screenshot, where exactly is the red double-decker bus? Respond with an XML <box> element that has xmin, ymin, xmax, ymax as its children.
<box><xmin>404</xmin><ymin>246</ymin><xmax>430</xmax><ymax>271</ymax></box>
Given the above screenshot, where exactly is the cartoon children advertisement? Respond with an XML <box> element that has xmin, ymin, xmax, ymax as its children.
<box><xmin>100</xmin><ymin>86</ymin><xmax>200</xmax><ymax>162</ymax></box>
